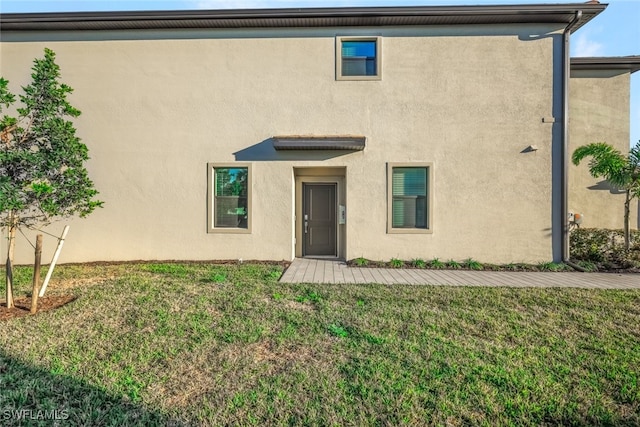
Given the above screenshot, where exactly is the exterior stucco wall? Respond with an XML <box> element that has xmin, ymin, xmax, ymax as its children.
<box><xmin>1</xmin><ymin>24</ymin><xmax>561</xmax><ymax>264</ymax></box>
<box><xmin>569</xmin><ymin>69</ymin><xmax>635</xmax><ymax>230</ymax></box>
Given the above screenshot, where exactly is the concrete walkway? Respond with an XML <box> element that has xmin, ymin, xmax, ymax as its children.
<box><xmin>279</xmin><ymin>258</ymin><xmax>640</xmax><ymax>289</ymax></box>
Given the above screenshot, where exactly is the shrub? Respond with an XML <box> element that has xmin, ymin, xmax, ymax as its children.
<box><xmin>446</xmin><ymin>259</ymin><xmax>462</xmax><ymax>269</ymax></box>
<box><xmin>576</xmin><ymin>260</ymin><xmax>598</xmax><ymax>272</ymax></box>
<box><xmin>430</xmin><ymin>258</ymin><xmax>445</xmax><ymax>269</ymax></box>
<box><xmin>570</xmin><ymin>228</ymin><xmax>640</xmax><ymax>269</ymax></box>
<box><xmin>411</xmin><ymin>258</ymin><xmax>426</xmax><ymax>268</ymax></box>
<box><xmin>463</xmin><ymin>258</ymin><xmax>483</xmax><ymax>270</ymax></box>
<box><xmin>537</xmin><ymin>262</ymin><xmax>566</xmax><ymax>272</ymax></box>
<box><xmin>389</xmin><ymin>258</ymin><xmax>403</xmax><ymax>268</ymax></box>
<box><xmin>354</xmin><ymin>257</ymin><xmax>369</xmax><ymax>267</ymax></box>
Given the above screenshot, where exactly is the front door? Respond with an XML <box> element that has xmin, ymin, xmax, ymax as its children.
<box><xmin>303</xmin><ymin>183</ymin><xmax>336</xmax><ymax>257</ymax></box>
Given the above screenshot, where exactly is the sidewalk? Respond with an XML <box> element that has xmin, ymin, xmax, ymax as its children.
<box><xmin>279</xmin><ymin>258</ymin><xmax>640</xmax><ymax>289</ymax></box>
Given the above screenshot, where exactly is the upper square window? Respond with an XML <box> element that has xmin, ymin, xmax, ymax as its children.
<box><xmin>336</xmin><ymin>37</ymin><xmax>381</xmax><ymax>81</ymax></box>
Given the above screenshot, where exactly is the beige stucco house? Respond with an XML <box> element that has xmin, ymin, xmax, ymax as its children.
<box><xmin>1</xmin><ymin>3</ymin><xmax>639</xmax><ymax>264</ymax></box>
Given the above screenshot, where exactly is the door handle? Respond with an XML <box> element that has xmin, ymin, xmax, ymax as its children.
<box><xmin>304</xmin><ymin>221</ymin><xmax>308</xmax><ymax>234</ymax></box>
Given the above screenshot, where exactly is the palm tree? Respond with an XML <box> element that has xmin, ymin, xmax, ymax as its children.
<box><xmin>572</xmin><ymin>141</ymin><xmax>640</xmax><ymax>250</ymax></box>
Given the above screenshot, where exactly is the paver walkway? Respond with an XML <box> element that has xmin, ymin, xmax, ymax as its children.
<box><xmin>279</xmin><ymin>258</ymin><xmax>640</xmax><ymax>289</ymax></box>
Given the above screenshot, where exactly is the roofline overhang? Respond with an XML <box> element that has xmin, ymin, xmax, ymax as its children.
<box><xmin>0</xmin><ymin>3</ymin><xmax>607</xmax><ymax>32</ymax></box>
<box><xmin>571</xmin><ymin>56</ymin><xmax>640</xmax><ymax>74</ymax></box>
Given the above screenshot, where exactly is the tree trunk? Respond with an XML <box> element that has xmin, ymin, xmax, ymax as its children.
<box><xmin>30</xmin><ymin>234</ymin><xmax>43</xmax><ymax>314</ymax></box>
<box><xmin>5</xmin><ymin>217</ymin><xmax>16</xmax><ymax>309</ymax></box>
<box><xmin>624</xmin><ymin>190</ymin><xmax>631</xmax><ymax>251</ymax></box>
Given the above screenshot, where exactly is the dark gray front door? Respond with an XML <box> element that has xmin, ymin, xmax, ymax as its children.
<box><xmin>303</xmin><ymin>184</ymin><xmax>336</xmax><ymax>256</ymax></box>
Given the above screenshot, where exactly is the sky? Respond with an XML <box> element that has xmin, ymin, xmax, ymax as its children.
<box><xmin>1</xmin><ymin>0</ymin><xmax>638</xmax><ymax>145</ymax></box>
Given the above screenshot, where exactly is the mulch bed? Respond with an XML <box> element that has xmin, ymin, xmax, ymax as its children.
<box><xmin>0</xmin><ymin>295</ymin><xmax>76</xmax><ymax>321</ymax></box>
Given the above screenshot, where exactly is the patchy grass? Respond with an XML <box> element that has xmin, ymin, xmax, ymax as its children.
<box><xmin>1</xmin><ymin>262</ymin><xmax>639</xmax><ymax>425</ymax></box>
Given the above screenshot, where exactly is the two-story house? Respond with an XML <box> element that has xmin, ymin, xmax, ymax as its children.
<box><xmin>1</xmin><ymin>3</ymin><xmax>639</xmax><ymax>264</ymax></box>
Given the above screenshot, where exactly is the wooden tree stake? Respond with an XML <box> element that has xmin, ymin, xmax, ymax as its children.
<box><xmin>5</xmin><ymin>257</ymin><xmax>13</xmax><ymax>309</ymax></box>
<box><xmin>39</xmin><ymin>225</ymin><xmax>69</xmax><ymax>297</ymax></box>
<box><xmin>5</xmin><ymin>224</ymin><xmax>16</xmax><ymax>309</ymax></box>
<box><xmin>30</xmin><ymin>234</ymin><xmax>43</xmax><ymax>314</ymax></box>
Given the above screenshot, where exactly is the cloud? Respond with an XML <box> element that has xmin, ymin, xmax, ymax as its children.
<box><xmin>572</xmin><ymin>32</ymin><xmax>605</xmax><ymax>57</ymax></box>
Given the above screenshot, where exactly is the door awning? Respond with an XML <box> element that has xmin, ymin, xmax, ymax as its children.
<box><xmin>272</xmin><ymin>135</ymin><xmax>366</xmax><ymax>151</ymax></box>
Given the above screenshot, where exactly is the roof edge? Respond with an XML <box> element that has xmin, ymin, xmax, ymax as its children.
<box><xmin>571</xmin><ymin>56</ymin><xmax>640</xmax><ymax>73</ymax></box>
<box><xmin>0</xmin><ymin>3</ymin><xmax>607</xmax><ymax>32</ymax></box>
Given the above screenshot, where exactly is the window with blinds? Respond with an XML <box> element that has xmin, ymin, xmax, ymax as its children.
<box><xmin>392</xmin><ymin>167</ymin><xmax>427</xmax><ymax>228</ymax></box>
<box><xmin>207</xmin><ymin>163</ymin><xmax>251</xmax><ymax>233</ymax></box>
<box><xmin>387</xmin><ymin>163</ymin><xmax>433</xmax><ymax>233</ymax></box>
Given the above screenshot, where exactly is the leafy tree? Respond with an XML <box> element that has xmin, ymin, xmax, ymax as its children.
<box><xmin>0</xmin><ymin>48</ymin><xmax>103</xmax><ymax>308</ymax></box>
<box><xmin>572</xmin><ymin>141</ymin><xmax>640</xmax><ymax>250</ymax></box>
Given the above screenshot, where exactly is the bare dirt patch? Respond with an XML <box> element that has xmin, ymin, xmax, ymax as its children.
<box><xmin>0</xmin><ymin>295</ymin><xmax>76</xmax><ymax>321</ymax></box>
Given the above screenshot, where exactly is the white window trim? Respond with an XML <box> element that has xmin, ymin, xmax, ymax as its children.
<box><xmin>387</xmin><ymin>162</ymin><xmax>433</xmax><ymax>234</ymax></box>
<box><xmin>208</xmin><ymin>163</ymin><xmax>252</xmax><ymax>234</ymax></box>
<box><xmin>336</xmin><ymin>36</ymin><xmax>382</xmax><ymax>81</ymax></box>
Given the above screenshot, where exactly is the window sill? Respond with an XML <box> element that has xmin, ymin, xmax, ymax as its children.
<box><xmin>208</xmin><ymin>227</ymin><xmax>252</xmax><ymax>234</ymax></box>
<box><xmin>336</xmin><ymin>75</ymin><xmax>382</xmax><ymax>81</ymax></box>
<box><xmin>387</xmin><ymin>228</ymin><xmax>433</xmax><ymax>234</ymax></box>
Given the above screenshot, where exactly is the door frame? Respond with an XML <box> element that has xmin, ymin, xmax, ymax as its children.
<box><xmin>294</xmin><ymin>168</ymin><xmax>346</xmax><ymax>260</ymax></box>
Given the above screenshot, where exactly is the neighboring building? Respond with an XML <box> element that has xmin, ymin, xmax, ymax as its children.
<box><xmin>1</xmin><ymin>3</ymin><xmax>638</xmax><ymax>264</ymax></box>
<box><xmin>569</xmin><ymin>57</ymin><xmax>640</xmax><ymax>230</ymax></box>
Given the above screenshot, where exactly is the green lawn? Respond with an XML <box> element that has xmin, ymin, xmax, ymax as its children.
<box><xmin>1</xmin><ymin>263</ymin><xmax>639</xmax><ymax>426</ymax></box>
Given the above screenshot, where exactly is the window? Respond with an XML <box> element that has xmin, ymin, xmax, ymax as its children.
<box><xmin>336</xmin><ymin>37</ymin><xmax>381</xmax><ymax>81</ymax></box>
<box><xmin>387</xmin><ymin>163</ymin><xmax>433</xmax><ymax>233</ymax></box>
<box><xmin>208</xmin><ymin>163</ymin><xmax>251</xmax><ymax>233</ymax></box>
